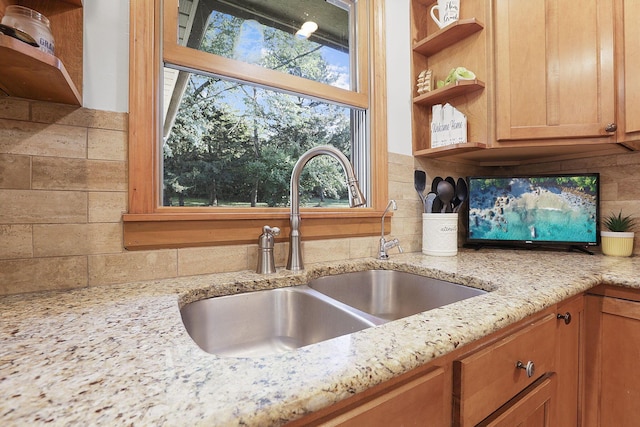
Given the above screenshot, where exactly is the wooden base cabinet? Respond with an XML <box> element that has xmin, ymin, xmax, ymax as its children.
<box><xmin>292</xmin><ymin>299</ymin><xmax>587</xmax><ymax>427</ymax></box>
<box><xmin>453</xmin><ymin>313</ymin><xmax>557</xmax><ymax>426</ymax></box>
<box><xmin>585</xmin><ymin>287</ymin><xmax>640</xmax><ymax>427</ymax></box>
<box><xmin>288</xmin><ymin>365</ymin><xmax>449</xmax><ymax>427</ymax></box>
<box><xmin>555</xmin><ymin>294</ymin><xmax>585</xmax><ymax>427</ymax></box>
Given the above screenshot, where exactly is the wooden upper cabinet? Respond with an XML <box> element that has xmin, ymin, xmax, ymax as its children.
<box><xmin>617</xmin><ymin>0</ymin><xmax>640</xmax><ymax>146</ymax></box>
<box><xmin>494</xmin><ymin>0</ymin><xmax>615</xmax><ymax>142</ymax></box>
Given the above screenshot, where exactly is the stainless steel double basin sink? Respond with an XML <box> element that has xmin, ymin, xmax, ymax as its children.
<box><xmin>180</xmin><ymin>270</ymin><xmax>486</xmax><ymax>358</ymax></box>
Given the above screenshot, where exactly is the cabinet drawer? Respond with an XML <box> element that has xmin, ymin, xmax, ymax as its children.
<box><xmin>320</xmin><ymin>367</ymin><xmax>446</xmax><ymax>427</ymax></box>
<box><xmin>453</xmin><ymin>313</ymin><xmax>557</xmax><ymax>426</ymax></box>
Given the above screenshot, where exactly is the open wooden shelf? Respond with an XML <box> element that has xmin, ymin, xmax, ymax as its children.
<box><xmin>414</xmin><ymin>142</ymin><xmax>488</xmax><ymax>158</ymax></box>
<box><xmin>413</xmin><ymin>79</ymin><xmax>485</xmax><ymax>107</ymax></box>
<box><xmin>413</xmin><ymin>18</ymin><xmax>484</xmax><ymax>56</ymax></box>
<box><xmin>0</xmin><ymin>33</ymin><xmax>81</xmax><ymax>105</ymax></box>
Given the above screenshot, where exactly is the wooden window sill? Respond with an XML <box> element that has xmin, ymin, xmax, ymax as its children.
<box><xmin>123</xmin><ymin>209</ymin><xmax>385</xmax><ymax>250</ymax></box>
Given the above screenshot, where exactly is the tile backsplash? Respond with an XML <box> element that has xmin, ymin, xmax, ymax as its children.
<box><xmin>1</xmin><ymin>97</ymin><xmax>639</xmax><ymax>296</ymax></box>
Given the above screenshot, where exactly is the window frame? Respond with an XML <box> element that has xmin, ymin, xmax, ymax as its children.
<box><xmin>125</xmin><ymin>0</ymin><xmax>388</xmax><ymax>250</ymax></box>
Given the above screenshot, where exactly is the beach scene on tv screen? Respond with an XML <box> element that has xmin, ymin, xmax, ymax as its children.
<box><xmin>468</xmin><ymin>176</ymin><xmax>598</xmax><ymax>243</ymax></box>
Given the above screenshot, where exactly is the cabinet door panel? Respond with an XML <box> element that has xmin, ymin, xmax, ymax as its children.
<box><xmin>321</xmin><ymin>367</ymin><xmax>446</xmax><ymax>427</ymax></box>
<box><xmin>477</xmin><ymin>374</ymin><xmax>556</xmax><ymax>427</ymax></box>
<box><xmin>494</xmin><ymin>0</ymin><xmax>615</xmax><ymax>141</ymax></box>
<box><xmin>599</xmin><ymin>297</ymin><xmax>640</xmax><ymax>426</ymax></box>
<box><xmin>621</xmin><ymin>0</ymin><xmax>640</xmax><ymax>139</ymax></box>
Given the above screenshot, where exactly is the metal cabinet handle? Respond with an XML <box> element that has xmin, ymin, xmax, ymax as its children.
<box><xmin>516</xmin><ymin>360</ymin><xmax>535</xmax><ymax>378</ymax></box>
<box><xmin>605</xmin><ymin>123</ymin><xmax>618</xmax><ymax>133</ymax></box>
<box><xmin>557</xmin><ymin>312</ymin><xmax>572</xmax><ymax>325</ymax></box>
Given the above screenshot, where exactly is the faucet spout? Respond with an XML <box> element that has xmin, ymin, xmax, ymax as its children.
<box><xmin>287</xmin><ymin>145</ymin><xmax>366</xmax><ymax>271</ymax></box>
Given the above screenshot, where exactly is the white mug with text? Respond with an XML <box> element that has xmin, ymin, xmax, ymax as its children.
<box><xmin>430</xmin><ymin>0</ymin><xmax>460</xmax><ymax>29</ymax></box>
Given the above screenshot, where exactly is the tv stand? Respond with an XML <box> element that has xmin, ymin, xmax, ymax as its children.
<box><xmin>568</xmin><ymin>245</ymin><xmax>594</xmax><ymax>255</ymax></box>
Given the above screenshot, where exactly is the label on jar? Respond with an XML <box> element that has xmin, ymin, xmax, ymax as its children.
<box><xmin>39</xmin><ymin>37</ymin><xmax>54</xmax><ymax>55</ymax></box>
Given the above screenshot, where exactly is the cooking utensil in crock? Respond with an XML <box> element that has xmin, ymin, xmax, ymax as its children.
<box><xmin>436</xmin><ymin>180</ymin><xmax>455</xmax><ymax>213</ymax></box>
<box><xmin>414</xmin><ymin>170</ymin><xmax>427</xmax><ymax>206</ymax></box>
<box><xmin>431</xmin><ymin>176</ymin><xmax>443</xmax><ymax>193</ymax></box>
<box><xmin>453</xmin><ymin>178</ymin><xmax>468</xmax><ymax>212</ymax></box>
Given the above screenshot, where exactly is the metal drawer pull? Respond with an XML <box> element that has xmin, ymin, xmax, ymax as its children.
<box><xmin>516</xmin><ymin>360</ymin><xmax>535</xmax><ymax>378</ymax></box>
<box><xmin>557</xmin><ymin>312</ymin><xmax>572</xmax><ymax>325</ymax></box>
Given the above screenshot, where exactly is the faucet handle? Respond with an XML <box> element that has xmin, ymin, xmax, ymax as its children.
<box><xmin>257</xmin><ymin>225</ymin><xmax>280</xmax><ymax>274</ymax></box>
<box><xmin>262</xmin><ymin>225</ymin><xmax>280</xmax><ymax>237</ymax></box>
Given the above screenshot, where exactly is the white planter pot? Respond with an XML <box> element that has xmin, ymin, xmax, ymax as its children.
<box><xmin>601</xmin><ymin>231</ymin><xmax>635</xmax><ymax>257</ymax></box>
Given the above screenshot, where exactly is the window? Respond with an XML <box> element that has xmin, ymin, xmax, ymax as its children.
<box><xmin>125</xmin><ymin>0</ymin><xmax>388</xmax><ymax>249</ymax></box>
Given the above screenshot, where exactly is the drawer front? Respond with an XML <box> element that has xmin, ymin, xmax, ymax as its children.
<box><xmin>454</xmin><ymin>313</ymin><xmax>557</xmax><ymax>426</ymax></box>
<box><xmin>321</xmin><ymin>367</ymin><xmax>446</xmax><ymax>427</ymax></box>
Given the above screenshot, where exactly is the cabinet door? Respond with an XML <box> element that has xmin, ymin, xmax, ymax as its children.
<box><xmin>477</xmin><ymin>374</ymin><xmax>556</xmax><ymax>427</ymax></box>
<box><xmin>319</xmin><ymin>367</ymin><xmax>447</xmax><ymax>427</ymax></box>
<box><xmin>555</xmin><ymin>295</ymin><xmax>584</xmax><ymax>427</ymax></box>
<box><xmin>598</xmin><ymin>297</ymin><xmax>640</xmax><ymax>426</ymax></box>
<box><xmin>494</xmin><ymin>0</ymin><xmax>615</xmax><ymax>141</ymax></box>
<box><xmin>618</xmin><ymin>0</ymin><xmax>640</xmax><ymax>143</ymax></box>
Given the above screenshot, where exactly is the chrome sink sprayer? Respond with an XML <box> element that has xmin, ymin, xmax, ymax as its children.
<box><xmin>378</xmin><ymin>199</ymin><xmax>403</xmax><ymax>259</ymax></box>
<box><xmin>287</xmin><ymin>146</ymin><xmax>366</xmax><ymax>271</ymax></box>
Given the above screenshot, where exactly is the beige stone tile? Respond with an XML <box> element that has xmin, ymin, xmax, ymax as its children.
<box><xmin>30</xmin><ymin>102</ymin><xmax>128</xmax><ymax>131</ymax></box>
<box><xmin>388</xmin><ymin>152</ymin><xmax>414</xmax><ymax>167</ymax></box>
<box><xmin>392</xmin><ymin>199</ymin><xmax>422</xmax><ymax>218</ymax></box>
<box><xmin>0</xmin><ymin>119</ymin><xmax>87</xmax><ymax>158</ymax></box>
<box><xmin>615</xmin><ymin>179</ymin><xmax>640</xmax><ymax>201</ymax></box>
<box><xmin>599</xmin><ymin>163</ymin><xmax>640</xmax><ymax>185</ymax></box>
<box><xmin>33</xmin><ymin>223</ymin><xmax>123</xmax><ymax>257</ymax></box>
<box><xmin>0</xmin><ymin>98</ymin><xmax>29</xmax><ymax>120</ymax></box>
<box><xmin>88</xmin><ymin>128</ymin><xmax>127</xmax><ymax>161</ymax></box>
<box><xmin>302</xmin><ymin>239</ymin><xmax>350</xmax><ymax>264</ymax></box>
<box><xmin>88</xmin><ymin>250</ymin><xmax>177</xmax><ymax>286</ymax></box>
<box><xmin>387</xmin><ymin>158</ymin><xmax>414</xmax><ymax>184</ymax></box>
<box><xmin>348</xmin><ymin>236</ymin><xmax>379</xmax><ymax>259</ymax></box>
<box><xmin>0</xmin><ymin>256</ymin><xmax>87</xmax><ymax>296</ymax></box>
<box><xmin>392</xmin><ymin>216</ymin><xmax>422</xmax><ymax>236</ymax></box>
<box><xmin>32</xmin><ymin>157</ymin><xmax>127</xmax><ymax>191</ymax></box>
<box><xmin>0</xmin><ymin>154</ymin><xmax>30</xmax><ymax>189</ymax></box>
<box><xmin>397</xmin><ymin>234</ymin><xmax>423</xmax><ymax>253</ymax></box>
<box><xmin>0</xmin><ymin>225</ymin><xmax>33</xmax><ymax>259</ymax></box>
<box><xmin>599</xmin><ymin>182</ymin><xmax>617</xmax><ymax>201</ymax></box>
<box><xmin>389</xmin><ymin>179</ymin><xmax>418</xmax><ymax>202</ymax></box>
<box><xmin>246</xmin><ymin>242</ymin><xmax>288</xmax><ymax>271</ymax></box>
<box><xmin>0</xmin><ymin>189</ymin><xmax>87</xmax><ymax>224</ymax></box>
<box><xmin>616</xmin><ymin>151</ymin><xmax>640</xmax><ymax>166</ymax></box>
<box><xmin>88</xmin><ymin>192</ymin><xmax>127</xmax><ymax>223</ymax></box>
<box><xmin>178</xmin><ymin>245</ymin><xmax>249</xmax><ymax>276</ymax></box>
<box><xmin>561</xmin><ymin>154</ymin><xmax>618</xmax><ymax>171</ymax></box>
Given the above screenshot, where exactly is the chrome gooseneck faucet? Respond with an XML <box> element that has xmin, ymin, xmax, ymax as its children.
<box><xmin>378</xmin><ymin>199</ymin><xmax>403</xmax><ymax>259</ymax></box>
<box><xmin>287</xmin><ymin>145</ymin><xmax>366</xmax><ymax>271</ymax></box>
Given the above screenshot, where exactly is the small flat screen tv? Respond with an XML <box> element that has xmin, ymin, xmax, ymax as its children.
<box><xmin>466</xmin><ymin>173</ymin><xmax>600</xmax><ymax>252</ymax></box>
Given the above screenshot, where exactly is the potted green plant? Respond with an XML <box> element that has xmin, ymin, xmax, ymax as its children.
<box><xmin>601</xmin><ymin>210</ymin><xmax>637</xmax><ymax>256</ymax></box>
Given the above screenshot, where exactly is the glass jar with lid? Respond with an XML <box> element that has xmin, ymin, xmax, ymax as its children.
<box><xmin>1</xmin><ymin>5</ymin><xmax>54</xmax><ymax>55</ymax></box>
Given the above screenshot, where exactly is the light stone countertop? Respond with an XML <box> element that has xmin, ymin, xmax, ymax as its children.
<box><xmin>1</xmin><ymin>250</ymin><xmax>639</xmax><ymax>426</ymax></box>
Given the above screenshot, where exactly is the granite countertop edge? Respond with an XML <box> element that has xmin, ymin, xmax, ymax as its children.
<box><xmin>1</xmin><ymin>249</ymin><xmax>639</xmax><ymax>426</ymax></box>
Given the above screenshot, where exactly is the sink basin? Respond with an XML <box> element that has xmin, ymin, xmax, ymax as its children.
<box><xmin>308</xmin><ymin>270</ymin><xmax>486</xmax><ymax>321</ymax></box>
<box><xmin>180</xmin><ymin>269</ymin><xmax>486</xmax><ymax>357</ymax></box>
<box><xmin>180</xmin><ymin>287</ymin><xmax>376</xmax><ymax>358</ymax></box>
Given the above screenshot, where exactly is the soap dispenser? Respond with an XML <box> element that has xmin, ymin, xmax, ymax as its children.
<box><xmin>256</xmin><ymin>225</ymin><xmax>280</xmax><ymax>274</ymax></box>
